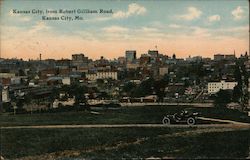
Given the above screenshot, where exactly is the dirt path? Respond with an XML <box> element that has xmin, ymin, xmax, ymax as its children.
<box><xmin>0</xmin><ymin>124</ymin><xmax>239</xmax><ymax>129</ymax></box>
<box><xmin>197</xmin><ymin>117</ymin><xmax>250</xmax><ymax>125</ymax></box>
<box><xmin>2</xmin><ymin>121</ymin><xmax>250</xmax><ymax>130</ymax></box>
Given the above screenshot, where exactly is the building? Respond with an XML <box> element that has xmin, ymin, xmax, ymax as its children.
<box><xmin>118</xmin><ymin>57</ymin><xmax>126</xmax><ymax>64</ymax></box>
<box><xmin>86</xmin><ymin>71</ymin><xmax>118</xmax><ymax>81</ymax></box>
<box><xmin>125</xmin><ymin>50</ymin><xmax>136</xmax><ymax>63</ymax></box>
<box><xmin>159</xmin><ymin>67</ymin><xmax>168</xmax><ymax>76</ymax></box>
<box><xmin>11</xmin><ymin>77</ymin><xmax>21</xmax><ymax>85</ymax></box>
<box><xmin>140</xmin><ymin>54</ymin><xmax>150</xmax><ymax>66</ymax></box>
<box><xmin>208</xmin><ymin>80</ymin><xmax>237</xmax><ymax>94</ymax></box>
<box><xmin>62</xmin><ymin>77</ymin><xmax>71</xmax><ymax>85</ymax></box>
<box><xmin>186</xmin><ymin>56</ymin><xmax>202</xmax><ymax>62</ymax></box>
<box><xmin>126</xmin><ymin>63</ymin><xmax>139</xmax><ymax>69</ymax></box>
<box><xmin>148</xmin><ymin>50</ymin><xmax>158</xmax><ymax>57</ymax></box>
<box><xmin>0</xmin><ymin>73</ymin><xmax>15</xmax><ymax>78</ymax></box>
<box><xmin>56</xmin><ymin>59</ymin><xmax>71</xmax><ymax>69</ymax></box>
<box><xmin>214</xmin><ymin>54</ymin><xmax>224</xmax><ymax>61</ymax></box>
<box><xmin>225</xmin><ymin>54</ymin><xmax>236</xmax><ymax>60</ymax></box>
<box><xmin>72</xmin><ymin>54</ymin><xmax>87</xmax><ymax>61</ymax></box>
<box><xmin>2</xmin><ymin>86</ymin><xmax>10</xmax><ymax>102</ymax></box>
<box><xmin>0</xmin><ymin>85</ymin><xmax>2</xmax><ymax>104</ymax></box>
<box><xmin>248</xmin><ymin>78</ymin><xmax>250</xmax><ymax>107</ymax></box>
<box><xmin>148</xmin><ymin>50</ymin><xmax>159</xmax><ymax>63</ymax></box>
<box><xmin>96</xmin><ymin>72</ymin><xmax>117</xmax><ymax>80</ymax></box>
<box><xmin>72</xmin><ymin>53</ymin><xmax>88</xmax><ymax>68</ymax></box>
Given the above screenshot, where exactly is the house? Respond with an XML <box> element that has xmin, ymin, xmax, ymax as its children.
<box><xmin>62</xmin><ymin>77</ymin><xmax>71</xmax><ymax>85</ymax></box>
<box><xmin>2</xmin><ymin>86</ymin><xmax>10</xmax><ymax>102</ymax></box>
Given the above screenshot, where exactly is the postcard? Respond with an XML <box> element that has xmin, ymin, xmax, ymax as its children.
<box><xmin>0</xmin><ymin>0</ymin><xmax>249</xmax><ymax>159</ymax></box>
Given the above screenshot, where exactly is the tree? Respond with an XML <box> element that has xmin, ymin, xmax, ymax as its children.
<box><xmin>232</xmin><ymin>85</ymin><xmax>242</xmax><ymax>102</ymax></box>
<box><xmin>18</xmin><ymin>69</ymin><xmax>26</xmax><ymax>76</ymax></box>
<box><xmin>123</xmin><ymin>82</ymin><xmax>136</xmax><ymax>93</ymax></box>
<box><xmin>132</xmin><ymin>78</ymin><xmax>155</xmax><ymax>97</ymax></box>
<box><xmin>234</xmin><ymin>64</ymin><xmax>242</xmax><ymax>87</ymax></box>
<box><xmin>153</xmin><ymin>79</ymin><xmax>169</xmax><ymax>102</ymax></box>
<box><xmin>214</xmin><ymin>90</ymin><xmax>232</xmax><ymax>108</ymax></box>
<box><xmin>71</xmin><ymin>84</ymin><xmax>87</xmax><ymax>106</ymax></box>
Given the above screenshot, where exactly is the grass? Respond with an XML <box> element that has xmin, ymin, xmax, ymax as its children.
<box><xmin>0</xmin><ymin>106</ymin><xmax>249</xmax><ymax>159</ymax></box>
<box><xmin>0</xmin><ymin>106</ymin><xmax>249</xmax><ymax>127</ymax></box>
<box><xmin>0</xmin><ymin>127</ymin><xmax>188</xmax><ymax>159</ymax></box>
<box><xmin>0</xmin><ymin>127</ymin><xmax>249</xmax><ymax>159</ymax></box>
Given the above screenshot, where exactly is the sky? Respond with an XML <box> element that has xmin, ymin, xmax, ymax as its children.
<box><xmin>0</xmin><ymin>0</ymin><xmax>249</xmax><ymax>60</ymax></box>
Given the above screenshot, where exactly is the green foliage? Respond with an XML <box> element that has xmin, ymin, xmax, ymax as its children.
<box><xmin>123</xmin><ymin>82</ymin><xmax>136</xmax><ymax>93</ymax></box>
<box><xmin>214</xmin><ymin>90</ymin><xmax>232</xmax><ymax>107</ymax></box>
<box><xmin>132</xmin><ymin>78</ymin><xmax>154</xmax><ymax>97</ymax></box>
<box><xmin>233</xmin><ymin>85</ymin><xmax>242</xmax><ymax>102</ymax></box>
<box><xmin>1</xmin><ymin>105</ymin><xmax>249</xmax><ymax>127</ymax></box>
<box><xmin>234</xmin><ymin>64</ymin><xmax>242</xmax><ymax>87</ymax></box>
<box><xmin>2</xmin><ymin>102</ymin><xmax>12</xmax><ymax>112</ymax></box>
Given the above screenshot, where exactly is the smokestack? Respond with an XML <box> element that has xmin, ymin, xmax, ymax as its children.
<box><xmin>39</xmin><ymin>53</ymin><xmax>42</xmax><ymax>61</ymax></box>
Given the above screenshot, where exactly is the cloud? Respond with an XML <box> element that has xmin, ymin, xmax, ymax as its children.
<box><xmin>208</xmin><ymin>15</ymin><xmax>220</xmax><ymax>22</ymax></box>
<box><xmin>86</xmin><ymin>3</ymin><xmax>146</xmax><ymax>22</ymax></box>
<box><xmin>141</xmin><ymin>27</ymin><xmax>158</xmax><ymax>32</ymax></box>
<box><xmin>149</xmin><ymin>21</ymin><xmax>164</xmax><ymax>28</ymax></box>
<box><xmin>169</xmin><ymin>24</ymin><xmax>181</xmax><ymax>28</ymax></box>
<box><xmin>232</xmin><ymin>6</ymin><xmax>244</xmax><ymax>20</ymax></box>
<box><xmin>102</xmin><ymin>25</ymin><xmax>129</xmax><ymax>33</ymax></box>
<box><xmin>113</xmin><ymin>3</ymin><xmax>146</xmax><ymax>18</ymax></box>
<box><xmin>1</xmin><ymin>23</ymin><xmax>248</xmax><ymax>60</ymax></box>
<box><xmin>20</xmin><ymin>17</ymin><xmax>31</xmax><ymax>22</ymax></box>
<box><xmin>192</xmin><ymin>27</ymin><xmax>210</xmax><ymax>37</ymax></box>
<box><xmin>177</xmin><ymin>7</ymin><xmax>202</xmax><ymax>20</ymax></box>
<box><xmin>28</xmin><ymin>21</ymin><xmax>51</xmax><ymax>34</ymax></box>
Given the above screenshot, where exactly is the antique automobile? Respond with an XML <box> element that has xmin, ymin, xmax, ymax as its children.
<box><xmin>162</xmin><ymin>109</ymin><xmax>199</xmax><ymax>125</ymax></box>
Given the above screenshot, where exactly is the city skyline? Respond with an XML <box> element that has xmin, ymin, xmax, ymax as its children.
<box><xmin>0</xmin><ymin>0</ymin><xmax>249</xmax><ymax>60</ymax></box>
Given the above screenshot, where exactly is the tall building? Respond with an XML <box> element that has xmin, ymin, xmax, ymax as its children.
<box><xmin>148</xmin><ymin>50</ymin><xmax>159</xmax><ymax>63</ymax></box>
<box><xmin>72</xmin><ymin>54</ymin><xmax>87</xmax><ymax>61</ymax></box>
<box><xmin>214</xmin><ymin>54</ymin><xmax>224</xmax><ymax>61</ymax></box>
<box><xmin>125</xmin><ymin>50</ymin><xmax>136</xmax><ymax>63</ymax></box>
<box><xmin>225</xmin><ymin>54</ymin><xmax>236</xmax><ymax>60</ymax></box>
<box><xmin>148</xmin><ymin>50</ymin><xmax>158</xmax><ymax>57</ymax></box>
<box><xmin>72</xmin><ymin>53</ymin><xmax>88</xmax><ymax>68</ymax></box>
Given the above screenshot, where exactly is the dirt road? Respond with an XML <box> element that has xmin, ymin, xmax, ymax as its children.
<box><xmin>1</xmin><ymin>117</ymin><xmax>249</xmax><ymax>129</ymax></box>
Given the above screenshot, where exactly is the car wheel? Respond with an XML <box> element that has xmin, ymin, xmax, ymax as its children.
<box><xmin>187</xmin><ymin>117</ymin><xmax>196</xmax><ymax>125</ymax></box>
<box><xmin>162</xmin><ymin>117</ymin><xmax>171</xmax><ymax>125</ymax></box>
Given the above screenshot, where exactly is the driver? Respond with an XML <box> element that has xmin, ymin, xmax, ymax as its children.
<box><xmin>178</xmin><ymin>110</ymin><xmax>188</xmax><ymax>119</ymax></box>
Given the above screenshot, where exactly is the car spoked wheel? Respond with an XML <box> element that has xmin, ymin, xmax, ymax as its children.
<box><xmin>187</xmin><ymin>117</ymin><xmax>196</xmax><ymax>125</ymax></box>
<box><xmin>162</xmin><ymin>117</ymin><xmax>171</xmax><ymax>125</ymax></box>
